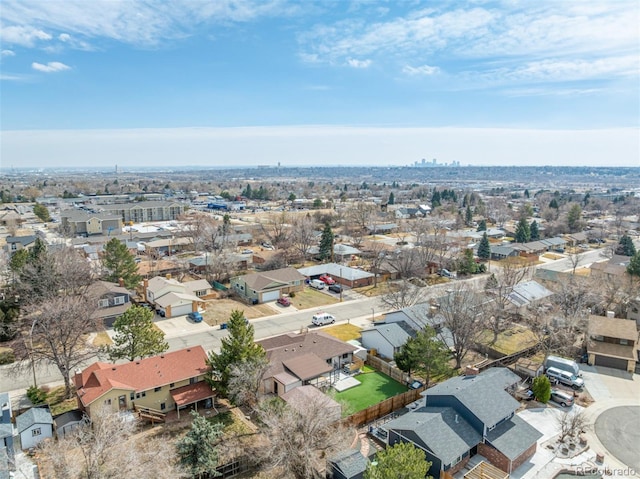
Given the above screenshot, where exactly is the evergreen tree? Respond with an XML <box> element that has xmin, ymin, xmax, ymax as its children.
<box><xmin>524</xmin><ymin>189</ymin><xmax>530</xmax><ymax>198</ymax></box>
<box><xmin>365</xmin><ymin>442</ymin><xmax>431</xmax><ymax>479</ymax></box>
<box><xmin>206</xmin><ymin>310</ymin><xmax>265</xmax><ymax>397</ymax></box>
<box><xmin>176</xmin><ymin>410</ymin><xmax>223</xmax><ymax>478</ymax></box>
<box><xmin>532</xmin><ymin>375</ymin><xmax>551</xmax><ymax>403</ymax></box>
<box><xmin>318</xmin><ymin>222</ymin><xmax>334</xmax><ymax>262</ymax></box>
<box><xmin>476</xmin><ymin>219</ymin><xmax>487</xmax><ymax>232</ymax></box>
<box><xmin>627</xmin><ymin>252</ymin><xmax>640</xmax><ymax>278</ymax></box>
<box><xmin>107</xmin><ymin>306</ymin><xmax>169</xmax><ymax>361</ymax></box>
<box><xmin>465</xmin><ymin>205</ymin><xmax>473</xmax><ymax>226</ymax></box>
<box><xmin>567</xmin><ymin>203</ymin><xmax>582</xmax><ymax>233</ymax></box>
<box><xmin>616</xmin><ymin>235</ymin><xmax>636</xmax><ymax>256</ymax></box>
<box><xmin>530</xmin><ymin>220</ymin><xmax>540</xmax><ymax>241</ymax></box>
<box><xmin>549</xmin><ymin>198</ymin><xmax>559</xmax><ymax>209</ymax></box>
<box><xmin>477</xmin><ymin>232</ymin><xmax>491</xmax><ymax>260</ymax></box>
<box><xmin>33</xmin><ymin>203</ymin><xmax>51</xmax><ymax>222</ymax></box>
<box><xmin>431</xmin><ymin>190</ymin><xmax>441</xmax><ymax>208</ymax></box>
<box><xmin>515</xmin><ymin>217</ymin><xmax>531</xmax><ymax>243</ymax></box>
<box><xmin>484</xmin><ymin>273</ymin><xmax>499</xmax><ymax>291</ymax></box>
<box><xmin>457</xmin><ymin>249</ymin><xmax>478</xmax><ymax>275</ymax></box>
<box><xmin>395</xmin><ymin>327</ymin><xmax>451</xmax><ymax>389</ymax></box>
<box><xmin>103</xmin><ymin>238</ymin><xmax>141</xmax><ymax>289</ymax></box>
<box><xmin>388</xmin><ymin>192</ymin><xmax>395</xmax><ymax>205</ymax></box>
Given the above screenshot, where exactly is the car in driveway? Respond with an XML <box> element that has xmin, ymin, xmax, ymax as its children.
<box><xmin>276</xmin><ymin>297</ymin><xmax>291</xmax><ymax>307</ymax></box>
<box><xmin>319</xmin><ymin>274</ymin><xmax>335</xmax><ymax>285</ymax></box>
<box><xmin>188</xmin><ymin>311</ymin><xmax>203</xmax><ymax>323</ymax></box>
<box><xmin>241</xmin><ymin>249</ymin><xmax>253</xmax><ymax>255</ymax></box>
<box><xmin>546</xmin><ymin>367</ymin><xmax>584</xmax><ymax>389</ymax></box>
<box><xmin>328</xmin><ymin>284</ymin><xmax>342</xmax><ymax>294</ymax></box>
<box><xmin>550</xmin><ymin>389</ymin><xmax>574</xmax><ymax>407</ymax></box>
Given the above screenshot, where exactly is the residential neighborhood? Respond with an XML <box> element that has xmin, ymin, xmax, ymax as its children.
<box><xmin>0</xmin><ymin>166</ymin><xmax>639</xmax><ymax>479</ymax></box>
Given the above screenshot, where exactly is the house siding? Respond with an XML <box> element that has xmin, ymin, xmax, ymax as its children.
<box><xmin>361</xmin><ymin>330</ymin><xmax>395</xmax><ymax>359</ymax></box>
<box><xmin>477</xmin><ymin>441</ymin><xmax>538</xmax><ymax>475</ymax></box>
<box><xmin>20</xmin><ymin>423</ymin><xmax>53</xmax><ymax>450</ymax></box>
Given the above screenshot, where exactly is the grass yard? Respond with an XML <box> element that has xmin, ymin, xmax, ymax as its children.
<box><xmin>353</xmin><ymin>283</ymin><xmax>388</xmax><ymax>297</ymax></box>
<box><xmin>322</xmin><ymin>324</ymin><xmax>362</xmax><ymax>342</ymax></box>
<box><xmin>46</xmin><ymin>386</ymin><xmax>79</xmax><ymax>416</ymax></box>
<box><xmin>289</xmin><ymin>288</ymin><xmax>339</xmax><ymax>310</ymax></box>
<box><xmin>92</xmin><ymin>331</ymin><xmax>113</xmax><ymax>347</ymax></box>
<box><xmin>332</xmin><ymin>370</ymin><xmax>408</xmax><ymax>415</ymax></box>
<box><xmin>203</xmin><ymin>299</ymin><xmax>276</xmax><ymax>326</ymax></box>
<box><xmin>477</xmin><ymin>325</ymin><xmax>539</xmax><ymax>355</ymax></box>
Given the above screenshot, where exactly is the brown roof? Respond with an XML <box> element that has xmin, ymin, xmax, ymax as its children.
<box><xmin>241</xmin><ymin>267</ymin><xmax>306</xmax><ymax>291</ymax></box>
<box><xmin>282</xmin><ymin>353</ymin><xmax>333</xmax><ymax>381</ymax></box>
<box><xmin>587</xmin><ymin>340</ymin><xmax>636</xmax><ymax>360</ymax></box>
<box><xmin>75</xmin><ymin>346</ymin><xmax>209</xmax><ymax>407</ymax></box>
<box><xmin>170</xmin><ymin>381</ymin><xmax>215</xmax><ymax>406</ymax></box>
<box><xmin>589</xmin><ymin>315</ymin><xmax>638</xmax><ymax>341</ymax></box>
<box><xmin>258</xmin><ymin>331</ymin><xmax>357</xmax><ymax>381</ymax></box>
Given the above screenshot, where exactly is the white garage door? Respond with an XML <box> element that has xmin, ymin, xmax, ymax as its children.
<box><xmin>171</xmin><ymin>303</ymin><xmax>194</xmax><ymax>317</ymax></box>
<box><xmin>261</xmin><ymin>290</ymin><xmax>280</xmax><ymax>303</ymax></box>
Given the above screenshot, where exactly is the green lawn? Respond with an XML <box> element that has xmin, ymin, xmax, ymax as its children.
<box><xmin>332</xmin><ymin>370</ymin><xmax>407</xmax><ymax>415</ymax></box>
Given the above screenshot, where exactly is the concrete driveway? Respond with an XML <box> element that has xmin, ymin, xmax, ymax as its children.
<box><xmin>154</xmin><ymin>314</ymin><xmax>213</xmax><ymax>338</ymax></box>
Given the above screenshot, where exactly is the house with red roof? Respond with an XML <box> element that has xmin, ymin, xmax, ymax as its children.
<box><xmin>74</xmin><ymin>346</ymin><xmax>213</xmax><ymax>420</ymax></box>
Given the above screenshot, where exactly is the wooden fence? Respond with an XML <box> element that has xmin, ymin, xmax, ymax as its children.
<box><xmin>365</xmin><ymin>354</ymin><xmax>410</xmax><ymax>385</ymax></box>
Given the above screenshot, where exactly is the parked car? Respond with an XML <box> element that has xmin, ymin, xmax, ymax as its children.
<box><xmin>545</xmin><ymin>367</ymin><xmax>584</xmax><ymax>389</ymax></box>
<box><xmin>439</xmin><ymin>269</ymin><xmax>454</xmax><ymax>278</ymax></box>
<box><xmin>276</xmin><ymin>297</ymin><xmax>291</xmax><ymax>307</ymax></box>
<box><xmin>312</xmin><ymin>312</ymin><xmax>335</xmax><ymax>326</ymax></box>
<box><xmin>319</xmin><ymin>274</ymin><xmax>336</xmax><ymax>285</ymax></box>
<box><xmin>241</xmin><ymin>249</ymin><xmax>253</xmax><ymax>255</ymax></box>
<box><xmin>545</xmin><ymin>355</ymin><xmax>581</xmax><ymax>377</ymax></box>
<box><xmin>188</xmin><ymin>311</ymin><xmax>203</xmax><ymax>323</ymax></box>
<box><xmin>310</xmin><ymin>279</ymin><xmax>325</xmax><ymax>290</ymax></box>
<box><xmin>550</xmin><ymin>389</ymin><xmax>574</xmax><ymax>407</ymax></box>
<box><xmin>328</xmin><ymin>284</ymin><xmax>342</xmax><ymax>294</ymax></box>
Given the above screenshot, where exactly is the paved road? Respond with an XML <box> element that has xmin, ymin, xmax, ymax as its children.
<box><xmin>536</xmin><ymin>248</ymin><xmax>608</xmax><ymax>273</ymax></box>
<box><xmin>594</xmin><ymin>405</ymin><xmax>640</xmax><ymax>471</ymax></box>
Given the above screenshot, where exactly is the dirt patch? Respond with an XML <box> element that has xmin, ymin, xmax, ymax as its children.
<box><xmin>289</xmin><ymin>288</ymin><xmax>339</xmax><ymax>310</ymax></box>
<box><xmin>203</xmin><ymin>299</ymin><xmax>276</xmax><ymax>326</ymax></box>
<box><xmin>92</xmin><ymin>331</ymin><xmax>113</xmax><ymax>347</ymax></box>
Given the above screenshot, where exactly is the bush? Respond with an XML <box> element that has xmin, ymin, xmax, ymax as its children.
<box><xmin>0</xmin><ymin>347</ymin><xmax>15</xmax><ymax>365</ymax></box>
<box><xmin>26</xmin><ymin>386</ymin><xmax>48</xmax><ymax>405</ymax></box>
<box><xmin>288</xmin><ymin>291</ymin><xmax>296</xmax><ymax>298</ymax></box>
<box><xmin>532</xmin><ymin>375</ymin><xmax>551</xmax><ymax>403</ymax></box>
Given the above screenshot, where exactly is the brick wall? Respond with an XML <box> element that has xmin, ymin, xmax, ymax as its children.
<box><xmin>511</xmin><ymin>441</ymin><xmax>538</xmax><ymax>472</ymax></box>
<box><xmin>447</xmin><ymin>456</ymin><xmax>470</xmax><ymax>476</ymax></box>
<box><xmin>477</xmin><ymin>443</ymin><xmax>510</xmax><ymax>473</ymax></box>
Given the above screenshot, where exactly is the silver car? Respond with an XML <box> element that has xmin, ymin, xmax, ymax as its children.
<box><xmin>550</xmin><ymin>389</ymin><xmax>574</xmax><ymax>407</ymax></box>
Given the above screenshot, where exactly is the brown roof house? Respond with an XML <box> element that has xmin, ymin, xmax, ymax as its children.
<box><xmin>257</xmin><ymin>331</ymin><xmax>357</xmax><ymax>396</ymax></box>
<box><xmin>231</xmin><ymin>267</ymin><xmax>306</xmax><ymax>304</ymax></box>
<box><xmin>587</xmin><ymin>314</ymin><xmax>638</xmax><ymax>373</ymax></box>
<box><xmin>589</xmin><ymin>255</ymin><xmax>631</xmax><ymax>281</ymax></box>
<box><xmin>74</xmin><ymin>346</ymin><xmax>213</xmax><ymax>420</ymax></box>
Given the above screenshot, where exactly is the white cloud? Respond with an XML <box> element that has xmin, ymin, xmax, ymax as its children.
<box><xmin>58</xmin><ymin>33</ymin><xmax>71</xmax><ymax>42</ymax></box>
<box><xmin>31</xmin><ymin>61</ymin><xmax>71</xmax><ymax>73</ymax></box>
<box><xmin>1</xmin><ymin>49</ymin><xmax>15</xmax><ymax>56</ymax></box>
<box><xmin>347</xmin><ymin>58</ymin><xmax>371</xmax><ymax>68</ymax></box>
<box><xmin>0</xmin><ymin>25</ymin><xmax>51</xmax><ymax>47</ymax></box>
<box><xmin>403</xmin><ymin>64</ymin><xmax>440</xmax><ymax>76</ymax></box>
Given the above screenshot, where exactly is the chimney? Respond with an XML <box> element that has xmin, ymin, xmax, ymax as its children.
<box><xmin>118</xmin><ymin>277</ymin><xmax>125</xmax><ymax>287</ymax></box>
<box><xmin>455</xmin><ymin>414</ymin><xmax>459</xmax><ymax>423</ymax></box>
<box><xmin>606</xmin><ymin>311</ymin><xmax>615</xmax><ymax>318</ymax></box>
<box><xmin>74</xmin><ymin>369</ymin><xmax>83</xmax><ymax>389</ymax></box>
<box><xmin>465</xmin><ymin>366</ymin><xmax>480</xmax><ymax>376</ymax></box>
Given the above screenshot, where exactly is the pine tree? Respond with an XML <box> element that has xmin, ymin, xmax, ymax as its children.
<box><xmin>532</xmin><ymin>375</ymin><xmax>551</xmax><ymax>403</ymax></box>
<box><xmin>567</xmin><ymin>203</ymin><xmax>582</xmax><ymax>233</ymax></box>
<box><xmin>530</xmin><ymin>220</ymin><xmax>540</xmax><ymax>241</ymax></box>
<box><xmin>318</xmin><ymin>222</ymin><xmax>334</xmax><ymax>262</ymax></box>
<box><xmin>206</xmin><ymin>310</ymin><xmax>265</xmax><ymax>397</ymax></box>
<box><xmin>616</xmin><ymin>235</ymin><xmax>636</xmax><ymax>256</ymax></box>
<box><xmin>457</xmin><ymin>249</ymin><xmax>478</xmax><ymax>275</ymax></box>
<box><xmin>107</xmin><ymin>306</ymin><xmax>169</xmax><ymax>361</ymax></box>
<box><xmin>515</xmin><ymin>217</ymin><xmax>531</xmax><ymax>243</ymax></box>
<box><xmin>388</xmin><ymin>192</ymin><xmax>395</xmax><ymax>205</ymax></box>
<box><xmin>477</xmin><ymin>232</ymin><xmax>491</xmax><ymax>260</ymax></box>
<box><xmin>465</xmin><ymin>205</ymin><xmax>473</xmax><ymax>226</ymax></box>
<box><xmin>549</xmin><ymin>198</ymin><xmax>559</xmax><ymax>209</ymax></box>
<box><xmin>431</xmin><ymin>190</ymin><xmax>441</xmax><ymax>208</ymax></box>
<box><xmin>176</xmin><ymin>410</ymin><xmax>223</xmax><ymax>478</ymax></box>
<box><xmin>365</xmin><ymin>442</ymin><xmax>431</xmax><ymax>479</ymax></box>
<box><xmin>484</xmin><ymin>273</ymin><xmax>499</xmax><ymax>291</ymax></box>
<box><xmin>627</xmin><ymin>252</ymin><xmax>640</xmax><ymax>278</ymax></box>
<box><xmin>103</xmin><ymin>238</ymin><xmax>141</xmax><ymax>289</ymax></box>
<box><xmin>476</xmin><ymin>219</ymin><xmax>487</xmax><ymax>232</ymax></box>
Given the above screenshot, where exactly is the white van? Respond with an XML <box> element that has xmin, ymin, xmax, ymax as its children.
<box><xmin>312</xmin><ymin>312</ymin><xmax>335</xmax><ymax>326</ymax></box>
<box><xmin>545</xmin><ymin>367</ymin><xmax>584</xmax><ymax>389</ymax></box>
<box><xmin>310</xmin><ymin>279</ymin><xmax>325</xmax><ymax>290</ymax></box>
<box><xmin>545</xmin><ymin>355</ymin><xmax>581</xmax><ymax>377</ymax></box>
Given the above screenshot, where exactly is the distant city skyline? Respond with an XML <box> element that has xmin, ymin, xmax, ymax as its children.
<box><xmin>1</xmin><ymin>1</ymin><xmax>638</xmax><ymax>168</ymax></box>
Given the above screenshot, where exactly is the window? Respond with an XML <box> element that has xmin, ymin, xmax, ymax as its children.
<box><xmin>189</xmin><ymin>377</ymin><xmax>197</xmax><ymax>384</ymax></box>
<box><xmin>136</xmin><ymin>393</ymin><xmax>141</xmax><ymax>399</ymax></box>
<box><xmin>32</xmin><ymin>428</ymin><xmax>41</xmax><ymax>437</ymax></box>
<box><xmin>114</xmin><ymin>296</ymin><xmax>125</xmax><ymax>305</ymax></box>
<box><xmin>104</xmin><ymin>399</ymin><xmax>111</xmax><ymax>405</ymax></box>
<box><xmin>620</xmin><ymin>339</ymin><xmax>628</xmax><ymax>345</ymax></box>
<box><xmin>98</xmin><ymin>299</ymin><xmax>109</xmax><ymax>308</ymax></box>
<box><xmin>154</xmin><ymin>387</ymin><xmax>161</xmax><ymax>392</ymax></box>
<box><xmin>130</xmin><ymin>393</ymin><xmax>134</xmax><ymax>401</ymax></box>
<box><xmin>169</xmin><ymin>383</ymin><xmax>175</xmax><ymax>388</ymax></box>
<box><xmin>141</xmin><ymin>391</ymin><xmax>146</xmax><ymax>397</ymax></box>
<box><xmin>342</xmin><ymin>353</ymin><xmax>349</xmax><ymax>359</ymax></box>
<box><xmin>160</xmin><ymin>403</ymin><xmax>166</xmax><ymax>410</ymax></box>
<box><xmin>593</xmin><ymin>335</ymin><xmax>604</xmax><ymax>342</ymax></box>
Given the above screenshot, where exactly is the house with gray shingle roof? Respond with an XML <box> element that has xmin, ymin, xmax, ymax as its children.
<box><xmin>0</xmin><ymin>393</ymin><xmax>13</xmax><ymax>464</ymax></box>
<box><xmin>360</xmin><ymin>323</ymin><xmax>413</xmax><ymax>359</ymax></box>
<box><xmin>16</xmin><ymin>406</ymin><xmax>53</xmax><ymax>450</ymax></box>
<box><xmin>382</xmin><ymin>367</ymin><xmax>542</xmax><ymax>478</ymax></box>
<box><xmin>231</xmin><ymin>267</ymin><xmax>306</xmax><ymax>304</ymax></box>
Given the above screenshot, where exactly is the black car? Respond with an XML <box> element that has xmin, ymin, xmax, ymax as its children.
<box><xmin>328</xmin><ymin>284</ymin><xmax>342</xmax><ymax>293</ymax></box>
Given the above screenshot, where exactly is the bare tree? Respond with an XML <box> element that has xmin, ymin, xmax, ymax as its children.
<box><xmin>413</xmin><ymin>218</ymin><xmax>452</xmax><ymax>274</ymax></box>
<box><xmin>363</xmin><ymin>240</ymin><xmax>388</xmax><ymax>287</ymax></box>
<box><xmin>261</xmin><ymin>211</ymin><xmax>291</xmax><ymax>249</ymax></box>
<box><xmin>38</xmin><ymin>406</ymin><xmax>179</xmax><ymax>479</ymax></box>
<box><xmin>252</xmin><ymin>394</ymin><xmax>352</xmax><ymax>479</ymax></box>
<box><xmin>26</xmin><ymin>295</ymin><xmax>100</xmax><ymax>398</ymax></box>
<box><xmin>290</xmin><ymin>215</ymin><xmax>317</xmax><ymax>260</ymax></box>
<box><xmin>227</xmin><ymin>356</ymin><xmax>270</xmax><ymax>409</ymax></box>
<box><xmin>556</xmin><ymin>409</ymin><xmax>590</xmax><ymax>443</ymax></box>
<box><xmin>380</xmin><ymin>279</ymin><xmax>427</xmax><ymax>310</ymax></box>
<box><xmin>438</xmin><ymin>284</ymin><xmax>484</xmax><ymax>369</ymax></box>
<box><xmin>384</xmin><ymin>248</ymin><xmax>423</xmax><ymax>280</ymax></box>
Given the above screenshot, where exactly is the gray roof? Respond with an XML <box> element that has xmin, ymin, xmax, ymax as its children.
<box><xmin>490</xmin><ymin>245</ymin><xmax>517</xmax><ymax>256</ymax></box>
<box><xmin>0</xmin><ymin>447</ymin><xmax>9</xmax><ymax>479</ymax></box>
<box><xmin>6</xmin><ymin>235</ymin><xmax>36</xmax><ymax>246</ymax></box>
<box><xmin>298</xmin><ymin>263</ymin><xmax>373</xmax><ymax>281</ymax></box>
<box><xmin>385</xmin><ymin>407</ymin><xmax>482</xmax><ymax>466</ymax></box>
<box><xmin>384</xmin><ymin>303</ymin><xmax>445</xmax><ymax>333</ymax></box>
<box><xmin>486</xmin><ymin>415</ymin><xmax>543</xmax><ymax>460</ymax></box>
<box><xmin>362</xmin><ymin>323</ymin><xmax>412</xmax><ymax>348</ymax></box>
<box><xmin>16</xmin><ymin>406</ymin><xmax>53</xmax><ymax>433</ymax></box>
<box><xmin>0</xmin><ymin>424</ymin><xmax>11</xmax><ymax>440</ymax></box>
<box><xmin>507</xmin><ymin>280</ymin><xmax>553</xmax><ymax>307</ymax></box>
<box><xmin>329</xmin><ymin>443</ymin><xmax>375</xmax><ymax>478</ymax></box>
<box><xmin>0</xmin><ymin>393</ymin><xmax>9</xmax><ymax>416</ymax></box>
<box><xmin>54</xmin><ymin>409</ymin><xmax>86</xmax><ymax>430</ymax></box>
<box><xmin>423</xmin><ymin>368</ymin><xmax>521</xmax><ymax>428</ymax></box>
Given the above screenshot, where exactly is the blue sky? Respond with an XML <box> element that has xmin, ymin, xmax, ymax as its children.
<box><xmin>1</xmin><ymin>0</ymin><xmax>638</xmax><ymax>168</ymax></box>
